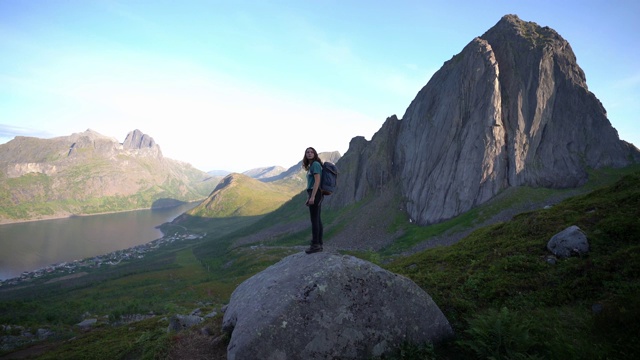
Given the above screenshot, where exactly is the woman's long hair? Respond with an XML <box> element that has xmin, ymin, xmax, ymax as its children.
<box><xmin>303</xmin><ymin>147</ymin><xmax>323</xmax><ymax>170</ymax></box>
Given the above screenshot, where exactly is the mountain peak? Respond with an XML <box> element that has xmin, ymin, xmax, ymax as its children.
<box><xmin>484</xmin><ymin>13</ymin><xmax>562</xmax><ymax>50</ymax></box>
<box><xmin>497</xmin><ymin>14</ymin><xmax>525</xmax><ymax>27</ymax></box>
<box><xmin>122</xmin><ymin>129</ymin><xmax>162</xmax><ymax>158</ymax></box>
<box><xmin>123</xmin><ymin>129</ymin><xmax>156</xmax><ymax>149</ymax></box>
<box><xmin>331</xmin><ymin>15</ymin><xmax>640</xmax><ymax>225</ymax></box>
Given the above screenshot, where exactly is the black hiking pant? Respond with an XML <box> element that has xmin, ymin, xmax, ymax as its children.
<box><xmin>307</xmin><ymin>189</ymin><xmax>324</xmax><ymax>246</ymax></box>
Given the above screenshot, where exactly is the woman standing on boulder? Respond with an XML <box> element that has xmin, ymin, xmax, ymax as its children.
<box><xmin>303</xmin><ymin>147</ymin><xmax>323</xmax><ymax>254</ymax></box>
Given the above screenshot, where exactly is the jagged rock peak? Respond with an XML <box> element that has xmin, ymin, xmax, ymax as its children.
<box><xmin>122</xmin><ymin>129</ymin><xmax>157</xmax><ymax>150</ymax></box>
<box><xmin>334</xmin><ymin>15</ymin><xmax>639</xmax><ymax>226</ymax></box>
<box><xmin>493</xmin><ymin>14</ymin><xmax>559</xmax><ymax>41</ymax></box>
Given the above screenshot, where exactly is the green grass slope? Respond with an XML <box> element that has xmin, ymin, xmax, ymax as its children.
<box><xmin>1</xmin><ymin>169</ymin><xmax>638</xmax><ymax>359</ymax></box>
<box><xmin>187</xmin><ymin>173</ymin><xmax>300</xmax><ymax>218</ymax></box>
<box><xmin>388</xmin><ymin>172</ymin><xmax>640</xmax><ymax>359</ymax></box>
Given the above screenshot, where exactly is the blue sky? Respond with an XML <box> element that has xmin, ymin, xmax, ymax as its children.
<box><xmin>1</xmin><ymin>1</ymin><xmax>638</xmax><ymax>172</ymax></box>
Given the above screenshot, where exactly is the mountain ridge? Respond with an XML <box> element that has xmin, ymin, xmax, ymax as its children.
<box><xmin>0</xmin><ymin>129</ymin><xmax>218</xmax><ymax>223</ymax></box>
<box><xmin>326</xmin><ymin>14</ymin><xmax>640</xmax><ymax>225</ymax></box>
<box><xmin>183</xmin><ymin>151</ymin><xmax>341</xmax><ymax>219</ymax></box>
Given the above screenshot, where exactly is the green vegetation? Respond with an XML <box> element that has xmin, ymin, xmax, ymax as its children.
<box><xmin>382</xmin><ymin>164</ymin><xmax>640</xmax><ymax>256</ymax></box>
<box><xmin>187</xmin><ymin>173</ymin><xmax>300</xmax><ymax>218</ymax></box>
<box><xmin>0</xmin><ymin>138</ymin><xmax>217</xmax><ymax>222</ymax></box>
<box><xmin>1</xmin><ymin>167</ymin><xmax>639</xmax><ymax>359</ymax></box>
<box><xmin>0</xmin><ymin>171</ymin><xmax>212</xmax><ymax>221</ymax></box>
<box><xmin>387</xmin><ymin>171</ymin><xmax>640</xmax><ymax>358</ymax></box>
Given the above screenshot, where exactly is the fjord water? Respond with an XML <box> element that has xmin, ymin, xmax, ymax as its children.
<box><xmin>0</xmin><ymin>202</ymin><xmax>199</xmax><ymax>280</ymax></box>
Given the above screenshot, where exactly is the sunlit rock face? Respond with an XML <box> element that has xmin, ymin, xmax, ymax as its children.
<box><xmin>331</xmin><ymin>14</ymin><xmax>640</xmax><ymax>225</ymax></box>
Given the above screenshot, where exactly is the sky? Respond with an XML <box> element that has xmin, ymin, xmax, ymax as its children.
<box><xmin>1</xmin><ymin>1</ymin><xmax>639</xmax><ymax>172</ymax></box>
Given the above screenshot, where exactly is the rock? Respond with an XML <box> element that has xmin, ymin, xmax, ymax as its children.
<box><xmin>329</xmin><ymin>14</ymin><xmax>640</xmax><ymax>225</ymax></box>
<box><xmin>122</xmin><ymin>129</ymin><xmax>162</xmax><ymax>158</ymax></box>
<box><xmin>76</xmin><ymin>318</ymin><xmax>97</xmax><ymax>329</ymax></box>
<box><xmin>547</xmin><ymin>225</ymin><xmax>589</xmax><ymax>258</ymax></box>
<box><xmin>36</xmin><ymin>328</ymin><xmax>54</xmax><ymax>340</ymax></box>
<box><xmin>222</xmin><ymin>252</ymin><xmax>453</xmax><ymax>360</ymax></box>
<box><xmin>122</xmin><ymin>129</ymin><xmax>156</xmax><ymax>149</ymax></box>
<box><xmin>190</xmin><ymin>308</ymin><xmax>202</xmax><ymax>316</ymax></box>
<box><xmin>167</xmin><ymin>315</ymin><xmax>204</xmax><ymax>333</ymax></box>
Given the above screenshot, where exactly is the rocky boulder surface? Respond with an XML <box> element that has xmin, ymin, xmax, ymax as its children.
<box><xmin>547</xmin><ymin>225</ymin><xmax>589</xmax><ymax>258</ymax></box>
<box><xmin>328</xmin><ymin>14</ymin><xmax>640</xmax><ymax>225</ymax></box>
<box><xmin>222</xmin><ymin>252</ymin><xmax>453</xmax><ymax>360</ymax></box>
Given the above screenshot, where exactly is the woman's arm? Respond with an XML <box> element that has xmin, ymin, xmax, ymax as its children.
<box><xmin>308</xmin><ymin>173</ymin><xmax>321</xmax><ymax>205</ymax></box>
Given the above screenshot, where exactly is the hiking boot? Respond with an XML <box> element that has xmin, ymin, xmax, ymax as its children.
<box><xmin>305</xmin><ymin>244</ymin><xmax>323</xmax><ymax>254</ymax></box>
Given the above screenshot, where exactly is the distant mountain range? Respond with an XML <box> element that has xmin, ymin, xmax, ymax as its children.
<box><xmin>0</xmin><ymin>129</ymin><xmax>219</xmax><ymax>223</ymax></box>
<box><xmin>0</xmin><ymin>126</ymin><xmax>340</xmax><ymax>224</ymax></box>
<box><xmin>183</xmin><ymin>152</ymin><xmax>341</xmax><ymax>219</ymax></box>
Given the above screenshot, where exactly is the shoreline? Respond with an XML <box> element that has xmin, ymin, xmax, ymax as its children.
<box><xmin>0</xmin><ymin>200</ymin><xmax>204</xmax><ymax>226</ymax></box>
<box><xmin>0</xmin><ymin>203</ymin><xmax>202</xmax><ymax>282</ymax></box>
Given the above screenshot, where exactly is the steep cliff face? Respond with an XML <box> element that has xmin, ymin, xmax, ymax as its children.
<box><xmin>395</xmin><ymin>36</ymin><xmax>506</xmax><ymax>224</ymax></box>
<box><xmin>478</xmin><ymin>15</ymin><xmax>637</xmax><ymax>187</ymax></box>
<box><xmin>327</xmin><ymin>116</ymin><xmax>400</xmax><ymax>208</ymax></box>
<box><xmin>334</xmin><ymin>15</ymin><xmax>640</xmax><ymax>225</ymax></box>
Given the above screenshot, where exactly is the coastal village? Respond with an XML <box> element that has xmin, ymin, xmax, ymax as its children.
<box><xmin>0</xmin><ymin>231</ymin><xmax>204</xmax><ymax>287</ymax></box>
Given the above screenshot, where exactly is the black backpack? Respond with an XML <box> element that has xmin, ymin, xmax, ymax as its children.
<box><xmin>320</xmin><ymin>162</ymin><xmax>338</xmax><ymax>195</ymax></box>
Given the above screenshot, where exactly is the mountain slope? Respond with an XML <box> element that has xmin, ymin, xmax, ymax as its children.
<box><xmin>329</xmin><ymin>14</ymin><xmax>639</xmax><ymax>225</ymax></box>
<box><xmin>0</xmin><ymin>129</ymin><xmax>217</xmax><ymax>223</ymax></box>
<box><xmin>186</xmin><ymin>173</ymin><xmax>298</xmax><ymax>218</ymax></box>
<box><xmin>243</xmin><ymin>166</ymin><xmax>286</xmax><ymax>179</ymax></box>
<box><xmin>183</xmin><ymin>151</ymin><xmax>341</xmax><ymax>219</ymax></box>
<box><xmin>387</xmin><ymin>171</ymin><xmax>640</xmax><ymax>358</ymax></box>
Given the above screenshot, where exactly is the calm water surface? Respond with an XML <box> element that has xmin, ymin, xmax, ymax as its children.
<box><xmin>0</xmin><ymin>202</ymin><xmax>198</xmax><ymax>280</ymax></box>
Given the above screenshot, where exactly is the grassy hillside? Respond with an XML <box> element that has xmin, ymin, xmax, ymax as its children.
<box><xmin>186</xmin><ymin>173</ymin><xmax>301</xmax><ymax>218</ymax></box>
<box><xmin>0</xmin><ymin>167</ymin><xmax>638</xmax><ymax>359</ymax></box>
<box><xmin>0</xmin><ymin>132</ymin><xmax>218</xmax><ymax>223</ymax></box>
<box><xmin>387</xmin><ymin>171</ymin><xmax>640</xmax><ymax>359</ymax></box>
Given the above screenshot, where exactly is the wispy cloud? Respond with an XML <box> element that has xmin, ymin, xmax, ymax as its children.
<box><xmin>0</xmin><ymin>124</ymin><xmax>51</xmax><ymax>140</ymax></box>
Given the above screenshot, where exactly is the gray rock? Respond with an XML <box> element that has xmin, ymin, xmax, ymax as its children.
<box><xmin>190</xmin><ymin>308</ymin><xmax>202</xmax><ymax>316</ymax></box>
<box><xmin>167</xmin><ymin>315</ymin><xmax>204</xmax><ymax>333</ymax></box>
<box><xmin>222</xmin><ymin>252</ymin><xmax>453</xmax><ymax>360</ymax></box>
<box><xmin>122</xmin><ymin>129</ymin><xmax>156</xmax><ymax>149</ymax></box>
<box><xmin>547</xmin><ymin>225</ymin><xmax>589</xmax><ymax>258</ymax></box>
<box><xmin>328</xmin><ymin>14</ymin><xmax>640</xmax><ymax>225</ymax></box>
<box><xmin>36</xmin><ymin>328</ymin><xmax>54</xmax><ymax>340</ymax></box>
<box><xmin>122</xmin><ymin>129</ymin><xmax>162</xmax><ymax>158</ymax></box>
<box><xmin>76</xmin><ymin>318</ymin><xmax>97</xmax><ymax>329</ymax></box>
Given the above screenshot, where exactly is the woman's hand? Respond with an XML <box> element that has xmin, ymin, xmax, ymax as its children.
<box><xmin>306</xmin><ymin>197</ymin><xmax>314</xmax><ymax>206</ymax></box>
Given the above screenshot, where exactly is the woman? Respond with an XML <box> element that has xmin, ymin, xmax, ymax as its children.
<box><xmin>303</xmin><ymin>147</ymin><xmax>323</xmax><ymax>254</ymax></box>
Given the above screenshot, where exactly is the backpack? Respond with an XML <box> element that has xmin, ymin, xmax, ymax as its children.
<box><xmin>320</xmin><ymin>161</ymin><xmax>338</xmax><ymax>195</ymax></box>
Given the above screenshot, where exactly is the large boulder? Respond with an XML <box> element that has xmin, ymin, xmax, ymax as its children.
<box><xmin>222</xmin><ymin>252</ymin><xmax>453</xmax><ymax>360</ymax></box>
<box><xmin>547</xmin><ymin>225</ymin><xmax>589</xmax><ymax>258</ymax></box>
